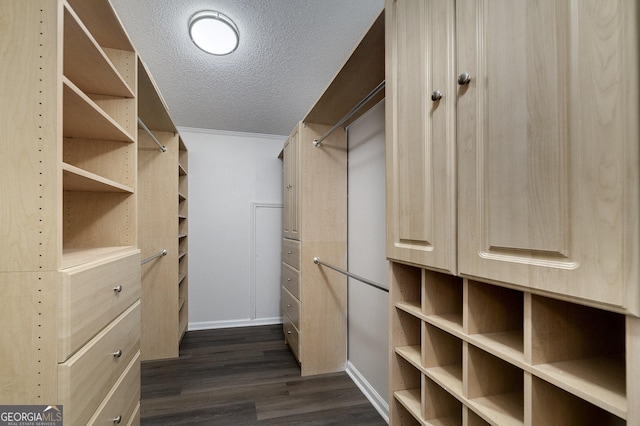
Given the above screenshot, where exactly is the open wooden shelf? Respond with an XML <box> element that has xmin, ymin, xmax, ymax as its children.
<box><xmin>63</xmin><ymin>78</ymin><xmax>134</xmax><ymax>142</ymax></box>
<box><xmin>63</xmin><ymin>163</ymin><xmax>133</xmax><ymax>193</ymax></box>
<box><xmin>63</xmin><ymin>5</ymin><xmax>133</xmax><ymax>98</ymax></box>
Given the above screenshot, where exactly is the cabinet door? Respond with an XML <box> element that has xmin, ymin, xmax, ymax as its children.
<box><xmin>282</xmin><ymin>125</ymin><xmax>300</xmax><ymax>240</ymax></box>
<box><xmin>457</xmin><ymin>0</ymin><xmax>639</xmax><ymax>314</ymax></box>
<box><xmin>385</xmin><ymin>0</ymin><xmax>456</xmax><ymax>273</ymax></box>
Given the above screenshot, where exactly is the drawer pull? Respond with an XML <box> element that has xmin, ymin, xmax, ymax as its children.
<box><xmin>287</xmin><ymin>251</ymin><xmax>292</xmax><ymax>255</ymax></box>
<box><xmin>287</xmin><ymin>304</ymin><xmax>292</xmax><ymax>308</ymax></box>
<box><xmin>287</xmin><ymin>278</ymin><xmax>291</xmax><ymax>281</ymax></box>
<box><xmin>287</xmin><ymin>330</ymin><xmax>292</xmax><ymax>335</ymax></box>
<box><xmin>113</xmin><ymin>285</ymin><xmax>123</xmax><ymax>293</ymax></box>
<box><xmin>112</xmin><ymin>349</ymin><xmax>123</xmax><ymax>358</ymax></box>
<box><xmin>112</xmin><ymin>415</ymin><xmax>122</xmax><ymax>424</ymax></box>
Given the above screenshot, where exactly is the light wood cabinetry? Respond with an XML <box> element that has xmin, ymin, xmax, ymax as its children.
<box><xmin>385</xmin><ymin>0</ymin><xmax>456</xmax><ymax>274</ymax></box>
<box><xmin>390</xmin><ymin>264</ymin><xmax>637</xmax><ymax>425</ymax></box>
<box><xmin>456</xmin><ymin>0</ymin><xmax>639</xmax><ymax>316</ymax></box>
<box><xmin>282</xmin><ymin>125</ymin><xmax>300</xmax><ymax>240</ymax></box>
<box><xmin>386</xmin><ymin>0</ymin><xmax>639</xmax><ymax>424</ymax></box>
<box><xmin>281</xmin><ymin>122</ymin><xmax>348</xmax><ymax>376</ymax></box>
<box><xmin>279</xmin><ymin>11</ymin><xmax>384</xmax><ymax>377</ymax></box>
<box><xmin>0</xmin><ymin>0</ymin><xmax>140</xmax><ymax>423</ymax></box>
<box><xmin>137</xmin><ymin>59</ymin><xmax>188</xmax><ymax>360</ymax></box>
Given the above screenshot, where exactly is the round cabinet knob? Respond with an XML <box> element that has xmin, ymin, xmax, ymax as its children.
<box><xmin>287</xmin><ymin>330</ymin><xmax>292</xmax><ymax>335</ymax></box>
<box><xmin>287</xmin><ymin>251</ymin><xmax>292</xmax><ymax>255</ymax></box>
<box><xmin>431</xmin><ymin>90</ymin><xmax>443</xmax><ymax>102</ymax></box>
<box><xmin>458</xmin><ymin>72</ymin><xmax>471</xmax><ymax>86</ymax></box>
<box><xmin>287</xmin><ymin>278</ymin><xmax>291</xmax><ymax>281</ymax></box>
<box><xmin>112</xmin><ymin>415</ymin><xmax>122</xmax><ymax>424</ymax></box>
<box><xmin>113</xmin><ymin>285</ymin><xmax>123</xmax><ymax>293</ymax></box>
<box><xmin>287</xmin><ymin>304</ymin><xmax>292</xmax><ymax>308</ymax></box>
<box><xmin>112</xmin><ymin>349</ymin><xmax>123</xmax><ymax>358</ymax></box>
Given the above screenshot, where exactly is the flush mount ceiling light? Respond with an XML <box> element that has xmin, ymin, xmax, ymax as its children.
<box><xmin>189</xmin><ymin>11</ymin><xmax>239</xmax><ymax>55</ymax></box>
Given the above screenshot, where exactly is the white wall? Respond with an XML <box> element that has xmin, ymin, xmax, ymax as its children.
<box><xmin>179</xmin><ymin>127</ymin><xmax>286</xmax><ymax>329</ymax></box>
<box><xmin>346</xmin><ymin>101</ymin><xmax>389</xmax><ymax>420</ymax></box>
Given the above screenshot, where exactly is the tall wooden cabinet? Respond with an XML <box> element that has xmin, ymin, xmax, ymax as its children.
<box><xmin>137</xmin><ymin>59</ymin><xmax>188</xmax><ymax>361</ymax></box>
<box><xmin>1</xmin><ymin>0</ymin><xmax>141</xmax><ymax>423</ymax></box>
<box><xmin>385</xmin><ymin>0</ymin><xmax>456</xmax><ymax>274</ymax></box>
<box><xmin>282</xmin><ymin>125</ymin><xmax>300</xmax><ymax>241</ymax></box>
<box><xmin>387</xmin><ymin>0</ymin><xmax>639</xmax><ymax>424</ymax></box>
<box><xmin>281</xmin><ymin>121</ymin><xmax>348</xmax><ymax>376</ymax></box>
<box><xmin>279</xmin><ymin>11</ymin><xmax>384</xmax><ymax>377</ymax></box>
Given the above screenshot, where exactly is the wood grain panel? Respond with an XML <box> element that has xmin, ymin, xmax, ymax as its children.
<box><xmin>457</xmin><ymin>0</ymin><xmax>639</xmax><ymax>315</ymax></box>
<box><xmin>385</xmin><ymin>0</ymin><xmax>456</xmax><ymax>273</ymax></box>
<box><xmin>58</xmin><ymin>301</ymin><xmax>140</xmax><ymax>426</ymax></box>
<box><xmin>58</xmin><ymin>249</ymin><xmax>140</xmax><ymax>361</ymax></box>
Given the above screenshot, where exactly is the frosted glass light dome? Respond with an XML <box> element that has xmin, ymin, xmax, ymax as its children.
<box><xmin>189</xmin><ymin>11</ymin><xmax>239</xmax><ymax>55</ymax></box>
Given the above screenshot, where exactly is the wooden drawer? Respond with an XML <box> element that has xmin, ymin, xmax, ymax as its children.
<box><xmin>283</xmin><ymin>313</ymin><xmax>300</xmax><ymax>362</ymax></box>
<box><xmin>281</xmin><ymin>262</ymin><xmax>300</xmax><ymax>299</ymax></box>
<box><xmin>281</xmin><ymin>286</ymin><xmax>300</xmax><ymax>329</ymax></box>
<box><xmin>58</xmin><ymin>301</ymin><xmax>140</xmax><ymax>426</ymax></box>
<box><xmin>126</xmin><ymin>402</ymin><xmax>140</xmax><ymax>426</ymax></box>
<box><xmin>59</xmin><ymin>249</ymin><xmax>140</xmax><ymax>361</ymax></box>
<box><xmin>282</xmin><ymin>238</ymin><xmax>300</xmax><ymax>270</ymax></box>
<box><xmin>87</xmin><ymin>350</ymin><xmax>141</xmax><ymax>426</ymax></box>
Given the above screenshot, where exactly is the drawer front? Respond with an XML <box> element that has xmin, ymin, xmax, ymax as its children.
<box><xmin>58</xmin><ymin>301</ymin><xmax>140</xmax><ymax>426</ymax></box>
<box><xmin>126</xmin><ymin>402</ymin><xmax>140</xmax><ymax>426</ymax></box>
<box><xmin>283</xmin><ymin>313</ymin><xmax>300</xmax><ymax>362</ymax></box>
<box><xmin>59</xmin><ymin>250</ymin><xmax>140</xmax><ymax>361</ymax></box>
<box><xmin>282</xmin><ymin>238</ymin><xmax>300</xmax><ymax>270</ymax></box>
<box><xmin>281</xmin><ymin>262</ymin><xmax>300</xmax><ymax>299</ymax></box>
<box><xmin>281</xmin><ymin>286</ymin><xmax>300</xmax><ymax>329</ymax></box>
<box><xmin>87</xmin><ymin>351</ymin><xmax>141</xmax><ymax>426</ymax></box>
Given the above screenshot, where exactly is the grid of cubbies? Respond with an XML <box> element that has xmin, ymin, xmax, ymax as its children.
<box><xmin>390</xmin><ymin>262</ymin><xmax>628</xmax><ymax>425</ymax></box>
<box><xmin>61</xmin><ymin>1</ymin><xmax>136</xmax><ymax>267</ymax></box>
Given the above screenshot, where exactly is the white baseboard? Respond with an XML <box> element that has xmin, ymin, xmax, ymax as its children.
<box><xmin>188</xmin><ymin>317</ymin><xmax>283</xmax><ymax>331</ymax></box>
<box><xmin>345</xmin><ymin>360</ymin><xmax>389</xmax><ymax>424</ymax></box>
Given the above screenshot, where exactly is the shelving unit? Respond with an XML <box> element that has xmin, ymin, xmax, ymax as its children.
<box><xmin>1</xmin><ymin>0</ymin><xmax>140</xmax><ymax>423</ymax></box>
<box><xmin>137</xmin><ymin>58</ymin><xmax>188</xmax><ymax>360</ymax></box>
<box><xmin>178</xmin><ymin>138</ymin><xmax>189</xmax><ymax>340</ymax></box>
<box><xmin>386</xmin><ymin>0</ymin><xmax>638</xmax><ymax>424</ymax></box>
<box><xmin>389</xmin><ymin>262</ymin><xmax>636</xmax><ymax>425</ymax></box>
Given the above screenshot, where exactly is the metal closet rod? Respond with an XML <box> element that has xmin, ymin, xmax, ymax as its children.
<box><xmin>141</xmin><ymin>249</ymin><xmax>167</xmax><ymax>265</ymax></box>
<box><xmin>313</xmin><ymin>80</ymin><xmax>385</xmax><ymax>147</ymax></box>
<box><xmin>313</xmin><ymin>257</ymin><xmax>388</xmax><ymax>293</ymax></box>
<box><xmin>138</xmin><ymin>117</ymin><xmax>167</xmax><ymax>152</ymax></box>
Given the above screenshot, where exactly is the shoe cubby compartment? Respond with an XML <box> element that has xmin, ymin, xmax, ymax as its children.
<box><xmin>465</xmin><ymin>344</ymin><xmax>524</xmax><ymax>425</ymax></box>
<box><xmin>530</xmin><ymin>295</ymin><xmax>626</xmax><ymax>419</ymax></box>
<box><xmin>392</xmin><ymin>353</ymin><xmax>422</xmax><ymax>424</ymax></box>
<box><xmin>530</xmin><ymin>376</ymin><xmax>624</xmax><ymax>426</ymax></box>
<box><xmin>423</xmin><ymin>270</ymin><xmax>463</xmax><ymax>334</ymax></box>
<box><xmin>423</xmin><ymin>323</ymin><xmax>463</xmax><ymax>397</ymax></box>
<box><xmin>422</xmin><ymin>375</ymin><xmax>462</xmax><ymax>425</ymax></box>
<box><xmin>465</xmin><ymin>408</ymin><xmax>491</xmax><ymax>426</ymax></box>
<box><xmin>465</xmin><ymin>280</ymin><xmax>524</xmax><ymax>365</ymax></box>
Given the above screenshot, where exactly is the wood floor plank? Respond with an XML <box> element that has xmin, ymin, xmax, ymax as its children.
<box><xmin>140</xmin><ymin>325</ymin><xmax>387</xmax><ymax>425</ymax></box>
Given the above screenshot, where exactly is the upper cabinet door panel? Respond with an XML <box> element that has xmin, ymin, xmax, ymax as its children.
<box><xmin>282</xmin><ymin>124</ymin><xmax>300</xmax><ymax>241</ymax></box>
<box><xmin>457</xmin><ymin>0</ymin><xmax>639</xmax><ymax>314</ymax></box>
<box><xmin>385</xmin><ymin>0</ymin><xmax>457</xmax><ymax>273</ymax></box>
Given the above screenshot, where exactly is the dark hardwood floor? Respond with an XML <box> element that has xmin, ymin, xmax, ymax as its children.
<box><xmin>140</xmin><ymin>324</ymin><xmax>388</xmax><ymax>425</ymax></box>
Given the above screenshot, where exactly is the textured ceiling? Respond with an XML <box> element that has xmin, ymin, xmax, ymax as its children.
<box><xmin>110</xmin><ymin>0</ymin><xmax>384</xmax><ymax>136</ymax></box>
